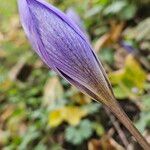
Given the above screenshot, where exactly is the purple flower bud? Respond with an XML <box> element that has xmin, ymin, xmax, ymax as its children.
<box><xmin>18</xmin><ymin>0</ymin><xmax>114</xmax><ymax>104</ymax></box>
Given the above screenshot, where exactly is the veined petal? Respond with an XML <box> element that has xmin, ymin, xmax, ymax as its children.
<box><xmin>18</xmin><ymin>0</ymin><xmax>114</xmax><ymax>103</ymax></box>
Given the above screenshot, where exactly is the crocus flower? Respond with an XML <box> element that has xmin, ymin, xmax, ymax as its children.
<box><xmin>18</xmin><ymin>0</ymin><xmax>114</xmax><ymax>106</ymax></box>
<box><xmin>18</xmin><ymin>0</ymin><xmax>150</xmax><ymax>149</ymax></box>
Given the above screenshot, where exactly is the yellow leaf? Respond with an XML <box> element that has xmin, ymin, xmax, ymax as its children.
<box><xmin>109</xmin><ymin>54</ymin><xmax>147</xmax><ymax>99</ymax></box>
<box><xmin>64</xmin><ymin>106</ymin><xmax>87</xmax><ymax>126</ymax></box>
<box><xmin>109</xmin><ymin>70</ymin><xmax>124</xmax><ymax>84</ymax></box>
<box><xmin>48</xmin><ymin>106</ymin><xmax>87</xmax><ymax>127</ymax></box>
<box><xmin>125</xmin><ymin>55</ymin><xmax>146</xmax><ymax>89</ymax></box>
<box><xmin>48</xmin><ymin>108</ymin><xmax>64</xmax><ymax>127</ymax></box>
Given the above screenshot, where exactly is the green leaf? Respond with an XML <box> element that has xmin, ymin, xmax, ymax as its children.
<box><xmin>141</xmin><ymin>94</ymin><xmax>150</xmax><ymax>111</ymax></box>
<box><xmin>0</xmin><ymin>0</ymin><xmax>17</xmax><ymax>19</ymax></box>
<box><xmin>79</xmin><ymin>120</ymin><xmax>93</xmax><ymax>139</ymax></box>
<box><xmin>18</xmin><ymin>126</ymin><xmax>41</xmax><ymax>150</ymax></box>
<box><xmin>65</xmin><ymin>126</ymin><xmax>82</xmax><ymax>145</ymax></box>
<box><xmin>109</xmin><ymin>55</ymin><xmax>147</xmax><ymax>99</ymax></box>
<box><xmin>136</xmin><ymin>112</ymin><xmax>150</xmax><ymax>133</ymax></box>
<box><xmin>50</xmin><ymin>144</ymin><xmax>64</xmax><ymax>150</ymax></box>
<box><xmin>82</xmin><ymin>103</ymin><xmax>101</xmax><ymax>114</ymax></box>
<box><xmin>65</xmin><ymin>119</ymin><xmax>93</xmax><ymax>145</ymax></box>
<box><xmin>104</xmin><ymin>1</ymin><xmax>126</xmax><ymax>15</ymax></box>
<box><xmin>113</xmin><ymin>86</ymin><xmax>127</xmax><ymax>99</ymax></box>
<box><xmin>34</xmin><ymin>144</ymin><xmax>47</xmax><ymax>150</ymax></box>
<box><xmin>92</xmin><ymin>122</ymin><xmax>105</xmax><ymax>136</ymax></box>
<box><xmin>120</xmin><ymin>4</ymin><xmax>137</xmax><ymax>20</ymax></box>
<box><xmin>100</xmin><ymin>48</ymin><xmax>114</xmax><ymax>65</ymax></box>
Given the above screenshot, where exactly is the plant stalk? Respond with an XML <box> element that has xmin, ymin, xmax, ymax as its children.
<box><xmin>101</xmin><ymin>98</ymin><xmax>150</xmax><ymax>150</ymax></box>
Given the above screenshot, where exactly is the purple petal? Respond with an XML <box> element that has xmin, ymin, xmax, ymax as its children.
<box><xmin>18</xmin><ymin>0</ymin><xmax>114</xmax><ymax>103</ymax></box>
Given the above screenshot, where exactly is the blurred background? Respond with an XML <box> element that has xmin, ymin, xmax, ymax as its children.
<box><xmin>0</xmin><ymin>0</ymin><xmax>150</xmax><ymax>149</ymax></box>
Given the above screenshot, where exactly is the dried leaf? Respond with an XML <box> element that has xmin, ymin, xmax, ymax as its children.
<box><xmin>110</xmin><ymin>21</ymin><xmax>124</xmax><ymax>42</ymax></box>
<box><xmin>43</xmin><ymin>76</ymin><xmax>64</xmax><ymax>105</ymax></box>
<box><xmin>0</xmin><ymin>49</ymin><xmax>7</xmax><ymax>58</ymax></box>
<box><xmin>94</xmin><ymin>22</ymin><xmax>124</xmax><ymax>52</ymax></box>
<box><xmin>0</xmin><ymin>105</ymin><xmax>15</xmax><ymax>122</ymax></box>
<box><xmin>94</xmin><ymin>34</ymin><xmax>111</xmax><ymax>52</ymax></box>
<box><xmin>88</xmin><ymin>136</ymin><xmax>125</xmax><ymax>150</ymax></box>
<box><xmin>88</xmin><ymin>139</ymin><xmax>101</xmax><ymax>150</ymax></box>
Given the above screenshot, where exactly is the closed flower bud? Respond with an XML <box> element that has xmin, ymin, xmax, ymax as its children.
<box><xmin>18</xmin><ymin>0</ymin><xmax>114</xmax><ymax>106</ymax></box>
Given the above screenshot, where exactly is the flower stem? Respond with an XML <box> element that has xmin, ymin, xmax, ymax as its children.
<box><xmin>102</xmin><ymin>98</ymin><xmax>150</xmax><ymax>150</ymax></box>
<box><xmin>104</xmin><ymin>106</ymin><xmax>129</xmax><ymax>148</ymax></box>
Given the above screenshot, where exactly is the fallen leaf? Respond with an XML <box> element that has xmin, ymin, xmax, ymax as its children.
<box><xmin>64</xmin><ymin>106</ymin><xmax>87</xmax><ymax>126</ymax></box>
<box><xmin>43</xmin><ymin>76</ymin><xmax>64</xmax><ymax>105</ymax></box>
<box><xmin>48</xmin><ymin>106</ymin><xmax>87</xmax><ymax>127</ymax></box>
<box><xmin>94</xmin><ymin>21</ymin><xmax>124</xmax><ymax>52</ymax></box>
<box><xmin>0</xmin><ymin>105</ymin><xmax>15</xmax><ymax>122</ymax></box>
<box><xmin>109</xmin><ymin>54</ymin><xmax>147</xmax><ymax>99</ymax></box>
<box><xmin>94</xmin><ymin>34</ymin><xmax>111</xmax><ymax>53</ymax></box>
<box><xmin>110</xmin><ymin>21</ymin><xmax>124</xmax><ymax>43</ymax></box>
<box><xmin>48</xmin><ymin>108</ymin><xmax>64</xmax><ymax>128</ymax></box>
<box><xmin>88</xmin><ymin>139</ymin><xmax>101</xmax><ymax>150</ymax></box>
<box><xmin>0</xmin><ymin>49</ymin><xmax>7</xmax><ymax>58</ymax></box>
<box><xmin>88</xmin><ymin>136</ymin><xmax>125</xmax><ymax>150</ymax></box>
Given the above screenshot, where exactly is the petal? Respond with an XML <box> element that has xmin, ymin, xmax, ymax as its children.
<box><xmin>18</xmin><ymin>0</ymin><xmax>114</xmax><ymax>103</ymax></box>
